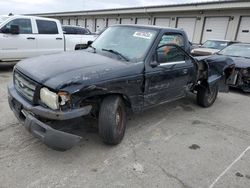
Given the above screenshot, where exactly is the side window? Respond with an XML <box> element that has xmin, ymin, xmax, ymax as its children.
<box><xmin>63</xmin><ymin>27</ymin><xmax>74</xmax><ymax>34</ymax></box>
<box><xmin>36</xmin><ymin>20</ymin><xmax>58</xmax><ymax>34</ymax></box>
<box><xmin>77</xmin><ymin>28</ymin><xmax>87</xmax><ymax>34</ymax></box>
<box><xmin>158</xmin><ymin>34</ymin><xmax>185</xmax><ymax>48</ymax></box>
<box><xmin>1</xmin><ymin>18</ymin><xmax>32</xmax><ymax>34</ymax></box>
<box><xmin>157</xmin><ymin>45</ymin><xmax>186</xmax><ymax>64</ymax></box>
<box><xmin>156</xmin><ymin>34</ymin><xmax>186</xmax><ymax>64</ymax></box>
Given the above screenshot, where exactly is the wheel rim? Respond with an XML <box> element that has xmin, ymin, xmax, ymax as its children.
<box><xmin>116</xmin><ymin>106</ymin><xmax>123</xmax><ymax>135</ymax></box>
<box><xmin>206</xmin><ymin>86</ymin><xmax>217</xmax><ymax>104</ymax></box>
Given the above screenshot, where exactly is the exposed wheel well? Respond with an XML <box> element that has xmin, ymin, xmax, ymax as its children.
<box><xmin>80</xmin><ymin>93</ymin><xmax>132</xmax><ymax>118</ymax></box>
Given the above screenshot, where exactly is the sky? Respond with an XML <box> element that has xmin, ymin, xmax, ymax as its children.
<box><xmin>0</xmin><ymin>0</ymin><xmax>219</xmax><ymax>14</ymax></box>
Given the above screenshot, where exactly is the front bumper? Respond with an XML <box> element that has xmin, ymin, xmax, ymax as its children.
<box><xmin>8</xmin><ymin>84</ymin><xmax>92</xmax><ymax>150</ymax></box>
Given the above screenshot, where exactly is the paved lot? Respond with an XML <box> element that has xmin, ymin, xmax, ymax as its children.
<box><xmin>0</xmin><ymin>64</ymin><xmax>250</xmax><ymax>188</ymax></box>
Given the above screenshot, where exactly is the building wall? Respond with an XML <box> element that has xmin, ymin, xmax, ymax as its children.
<box><xmin>44</xmin><ymin>8</ymin><xmax>250</xmax><ymax>44</ymax></box>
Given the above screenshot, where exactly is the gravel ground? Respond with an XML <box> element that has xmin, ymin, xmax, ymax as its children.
<box><xmin>0</xmin><ymin>64</ymin><xmax>250</xmax><ymax>188</ymax></box>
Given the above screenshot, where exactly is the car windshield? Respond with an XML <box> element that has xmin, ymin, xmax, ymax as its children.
<box><xmin>0</xmin><ymin>16</ymin><xmax>9</xmax><ymax>24</ymax></box>
<box><xmin>91</xmin><ymin>26</ymin><xmax>158</xmax><ymax>62</ymax></box>
<box><xmin>218</xmin><ymin>44</ymin><xmax>250</xmax><ymax>59</ymax></box>
<box><xmin>202</xmin><ymin>40</ymin><xmax>229</xmax><ymax>50</ymax></box>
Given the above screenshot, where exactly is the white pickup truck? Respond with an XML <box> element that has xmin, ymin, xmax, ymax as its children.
<box><xmin>0</xmin><ymin>15</ymin><xmax>97</xmax><ymax>63</ymax></box>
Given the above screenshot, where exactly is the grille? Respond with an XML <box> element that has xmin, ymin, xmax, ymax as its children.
<box><xmin>14</xmin><ymin>71</ymin><xmax>37</xmax><ymax>102</ymax></box>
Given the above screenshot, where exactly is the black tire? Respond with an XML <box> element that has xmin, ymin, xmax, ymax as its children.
<box><xmin>98</xmin><ymin>95</ymin><xmax>126</xmax><ymax>145</ymax></box>
<box><xmin>197</xmin><ymin>84</ymin><xmax>219</xmax><ymax>107</ymax></box>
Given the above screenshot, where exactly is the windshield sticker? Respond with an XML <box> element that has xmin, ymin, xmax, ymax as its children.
<box><xmin>133</xmin><ymin>32</ymin><xmax>153</xmax><ymax>39</ymax></box>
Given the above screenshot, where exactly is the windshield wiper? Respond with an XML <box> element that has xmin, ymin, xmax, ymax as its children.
<box><xmin>102</xmin><ymin>48</ymin><xmax>129</xmax><ymax>61</ymax></box>
<box><xmin>229</xmin><ymin>55</ymin><xmax>242</xmax><ymax>58</ymax></box>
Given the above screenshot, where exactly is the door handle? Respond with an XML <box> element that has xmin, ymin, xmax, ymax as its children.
<box><xmin>27</xmin><ymin>37</ymin><xmax>35</xmax><ymax>40</ymax></box>
<box><xmin>56</xmin><ymin>37</ymin><xmax>63</xmax><ymax>40</ymax></box>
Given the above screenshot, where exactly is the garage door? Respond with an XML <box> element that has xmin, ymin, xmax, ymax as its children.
<box><xmin>77</xmin><ymin>19</ymin><xmax>85</xmax><ymax>27</ymax></box>
<box><xmin>107</xmin><ymin>18</ymin><xmax>118</xmax><ymax>27</ymax></box>
<box><xmin>62</xmin><ymin>19</ymin><xmax>69</xmax><ymax>25</ymax></box>
<box><xmin>86</xmin><ymin>19</ymin><xmax>94</xmax><ymax>32</ymax></box>
<box><xmin>95</xmin><ymin>18</ymin><xmax>106</xmax><ymax>32</ymax></box>
<box><xmin>121</xmin><ymin>18</ymin><xmax>134</xmax><ymax>24</ymax></box>
<box><xmin>136</xmin><ymin>18</ymin><xmax>151</xmax><ymax>25</ymax></box>
<box><xmin>202</xmin><ymin>17</ymin><xmax>230</xmax><ymax>43</ymax></box>
<box><xmin>70</xmin><ymin>19</ymin><xmax>77</xmax><ymax>26</ymax></box>
<box><xmin>177</xmin><ymin>17</ymin><xmax>197</xmax><ymax>42</ymax></box>
<box><xmin>237</xmin><ymin>17</ymin><xmax>250</xmax><ymax>43</ymax></box>
<box><xmin>154</xmin><ymin>17</ymin><xmax>170</xmax><ymax>27</ymax></box>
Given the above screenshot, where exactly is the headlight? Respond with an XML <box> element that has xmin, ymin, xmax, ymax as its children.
<box><xmin>58</xmin><ymin>91</ymin><xmax>70</xmax><ymax>106</ymax></box>
<box><xmin>40</xmin><ymin>88</ymin><xmax>71</xmax><ymax>110</ymax></box>
<box><xmin>40</xmin><ymin>88</ymin><xmax>59</xmax><ymax>110</ymax></box>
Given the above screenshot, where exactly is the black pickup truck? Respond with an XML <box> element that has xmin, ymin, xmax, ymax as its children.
<box><xmin>8</xmin><ymin>25</ymin><xmax>235</xmax><ymax>150</ymax></box>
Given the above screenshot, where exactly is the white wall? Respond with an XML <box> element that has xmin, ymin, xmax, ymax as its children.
<box><xmin>52</xmin><ymin>9</ymin><xmax>250</xmax><ymax>44</ymax></box>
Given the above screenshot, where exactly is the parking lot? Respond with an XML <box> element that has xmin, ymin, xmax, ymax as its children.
<box><xmin>0</xmin><ymin>64</ymin><xmax>250</xmax><ymax>188</ymax></box>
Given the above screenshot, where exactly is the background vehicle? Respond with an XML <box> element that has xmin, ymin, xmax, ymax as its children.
<box><xmin>191</xmin><ymin>39</ymin><xmax>238</xmax><ymax>56</ymax></box>
<box><xmin>8</xmin><ymin>25</ymin><xmax>234</xmax><ymax>150</ymax></box>
<box><xmin>0</xmin><ymin>15</ymin><xmax>96</xmax><ymax>63</ymax></box>
<box><xmin>63</xmin><ymin>25</ymin><xmax>92</xmax><ymax>35</ymax></box>
<box><xmin>62</xmin><ymin>25</ymin><xmax>98</xmax><ymax>50</ymax></box>
<box><xmin>215</xmin><ymin>43</ymin><xmax>250</xmax><ymax>92</ymax></box>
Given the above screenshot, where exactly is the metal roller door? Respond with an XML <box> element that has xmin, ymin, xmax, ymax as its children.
<box><xmin>121</xmin><ymin>18</ymin><xmax>133</xmax><ymax>24</ymax></box>
<box><xmin>177</xmin><ymin>17</ymin><xmax>197</xmax><ymax>42</ymax></box>
<box><xmin>107</xmin><ymin>18</ymin><xmax>118</xmax><ymax>26</ymax></box>
<box><xmin>95</xmin><ymin>18</ymin><xmax>106</xmax><ymax>32</ymax></box>
<box><xmin>86</xmin><ymin>19</ymin><xmax>94</xmax><ymax>32</ymax></box>
<box><xmin>70</xmin><ymin>19</ymin><xmax>76</xmax><ymax>25</ymax></box>
<box><xmin>202</xmin><ymin>17</ymin><xmax>230</xmax><ymax>43</ymax></box>
<box><xmin>62</xmin><ymin>19</ymin><xmax>69</xmax><ymax>25</ymax></box>
<box><xmin>136</xmin><ymin>18</ymin><xmax>151</xmax><ymax>25</ymax></box>
<box><xmin>154</xmin><ymin>17</ymin><xmax>170</xmax><ymax>27</ymax></box>
<box><xmin>77</xmin><ymin>19</ymin><xmax>85</xmax><ymax>27</ymax></box>
<box><xmin>237</xmin><ymin>17</ymin><xmax>250</xmax><ymax>43</ymax></box>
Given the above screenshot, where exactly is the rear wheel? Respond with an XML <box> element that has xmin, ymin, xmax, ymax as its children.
<box><xmin>98</xmin><ymin>95</ymin><xmax>126</xmax><ymax>145</ymax></box>
<box><xmin>197</xmin><ymin>84</ymin><xmax>218</xmax><ymax>107</ymax></box>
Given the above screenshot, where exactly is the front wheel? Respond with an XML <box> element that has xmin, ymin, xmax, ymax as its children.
<box><xmin>197</xmin><ymin>84</ymin><xmax>218</xmax><ymax>107</ymax></box>
<box><xmin>98</xmin><ymin>95</ymin><xmax>126</xmax><ymax>145</ymax></box>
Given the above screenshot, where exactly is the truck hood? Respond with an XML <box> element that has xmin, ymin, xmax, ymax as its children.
<box><xmin>16</xmin><ymin>50</ymin><xmax>143</xmax><ymax>90</ymax></box>
<box><xmin>195</xmin><ymin>55</ymin><xmax>250</xmax><ymax>69</ymax></box>
<box><xmin>227</xmin><ymin>56</ymin><xmax>250</xmax><ymax>69</ymax></box>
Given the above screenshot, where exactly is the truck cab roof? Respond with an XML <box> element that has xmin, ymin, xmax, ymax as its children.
<box><xmin>111</xmin><ymin>24</ymin><xmax>186</xmax><ymax>33</ymax></box>
<box><xmin>0</xmin><ymin>15</ymin><xmax>60</xmax><ymax>26</ymax></box>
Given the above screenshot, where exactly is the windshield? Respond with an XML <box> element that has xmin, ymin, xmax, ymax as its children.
<box><xmin>0</xmin><ymin>16</ymin><xmax>9</xmax><ymax>24</ymax></box>
<box><xmin>202</xmin><ymin>40</ymin><xmax>229</xmax><ymax>50</ymax></box>
<box><xmin>218</xmin><ymin>44</ymin><xmax>250</xmax><ymax>59</ymax></box>
<box><xmin>91</xmin><ymin>26</ymin><xmax>158</xmax><ymax>61</ymax></box>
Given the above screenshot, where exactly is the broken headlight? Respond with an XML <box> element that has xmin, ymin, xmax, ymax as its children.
<box><xmin>40</xmin><ymin>88</ymin><xmax>70</xmax><ymax>110</ymax></box>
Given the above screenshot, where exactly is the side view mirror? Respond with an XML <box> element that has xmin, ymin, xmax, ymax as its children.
<box><xmin>10</xmin><ymin>25</ymin><xmax>19</xmax><ymax>35</ymax></box>
<box><xmin>150</xmin><ymin>53</ymin><xmax>160</xmax><ymax>68</ymax></box>
<box><xmin>87</xmin><ymin>41</ymin><xmax>93</xmax><ymax>47</ymax></box>
<box><xmin>150</xmin><ymin>61</ymin><xmax>159</xmax><ymax>68</ymax></box>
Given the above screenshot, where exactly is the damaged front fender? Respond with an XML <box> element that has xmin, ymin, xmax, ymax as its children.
<box><xmin>195</xmin><ymin>55</ymin><xmax>235</xmax><ymax>92</ymax></box>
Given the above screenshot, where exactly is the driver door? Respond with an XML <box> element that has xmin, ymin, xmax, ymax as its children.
<box><xmin>144</xmin><ymin>33</ymin><xmax>194</xmax><ymax>107</ymax></box>
<box><xmin>0</xmin><ymin>18</ymin><xmax>37</xmax><ymax>61</ymax></box>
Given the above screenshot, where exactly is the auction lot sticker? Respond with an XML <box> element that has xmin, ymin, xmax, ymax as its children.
<box><xmin>133</xmin><ymin>32</ymin><xmax>153</xmax><ymax>39</ymax></box>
